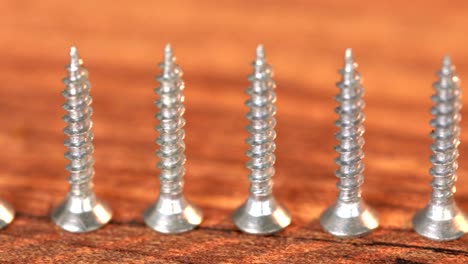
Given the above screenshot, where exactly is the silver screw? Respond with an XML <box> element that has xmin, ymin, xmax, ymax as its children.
<box><xmin>412</xmin><ymin>56</ymin><xmax>468</xmax><ymax>241</ymax></box>
<box><xmin>51</xmin><ymin>47</ymin><xmax>112</xmax><ymax>233</ymax></box>
<box><xmin>232</xmin><ymin>45</ymin><xmax>291</xmax><ymax>235</ymax></box>
<box><xmin>320</xmin><ymin>48</ymin><xmax>379</xmax><ymax>238</ymax></box>
<box><xmin>144</xmin><ymin>44</ymin><xmax>203</xmax><ymax>234</ymax></box>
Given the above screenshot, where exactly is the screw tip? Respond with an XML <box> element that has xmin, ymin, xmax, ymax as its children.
<box><xmin>345</xmin><ymin>48</ymin><xmax>353</xmax><ymax>61</ymax></box>
<box><xmin>69</xmin><ymin>46</ymin><xmax>81</xmax><ymax>67</ymax></box>
<box><xmin>164</xmin><ymin>43</ymin><xmax>174</xmax><ymax>62</ymax></box>
<box><xmin>165</xmin><ymin>43</ymin><xmax>172</xmax><ymax>54</ymax></box>
<box><xmin>70</xmin><ymin>46</ymin><xmax>78</xmax><ymax>55</ymax></box>
<box><xmin>442</xmin><ymin>55</ymin><xmax>452</xmax><ymax>66</ymax></box>
<box><xmin>256</xmin><ymin>44</ymin><xmax>265</xmax><ymax>59</ymax></box>
<box><xmin>343</xmin><ymin>48</ymin><xmax>355</xmax><ymax>71</ymax></box>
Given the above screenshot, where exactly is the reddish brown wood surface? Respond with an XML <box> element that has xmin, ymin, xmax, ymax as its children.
<box><xmin>0</xmin><ymin>0</ymin><xmax>467</xmax><ymax>263</ymax></box>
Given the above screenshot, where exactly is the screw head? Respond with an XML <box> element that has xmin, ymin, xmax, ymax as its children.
<box><xmin>51</xmin><ymin>194</ymin><xmax>112</xmax><ymax>233</ymax></box>
<box><xmin>232</xmin><ymin>195</ymin><xmax>291</xmax><ymax>235</ymax></box>
<box><xmin>413</xmin><ymin>202</ymin><xmax>468</xmax><ymax>241</ymax></box>
<box><xmin>0</xmin><ymin>200</ymin><xmax>14</xmax><ymax>229</ymax></box>
<box><xmin>144</xmin><ymin>195</ymin><xmax>202</xmax><ymax>234</ymax></box>
<box><xmin>320</xmin><ymin>200</ymin><xmax>378</xmax><ymax>238</ymax></box>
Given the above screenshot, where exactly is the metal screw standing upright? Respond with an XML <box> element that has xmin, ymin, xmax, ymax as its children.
<box><xmin>144</xmin><ymin>44</ymin><xmax>203</xmax><ymax>234</ymax></box>
<box><xmin>51</xmin><ymin>47</ymin><xmax>112</xmax><ymax>233</ymax></box>
<box><xmin>413</xmin><ymin>56</ymin><xmax>468</xmax><ymax>241</ymax></box>
<box><xmin>320</xmin><ymin>48</ymin><xmax>379</xmax><ymax>238</ymax></box>
<box><xmin>232</xmin><ymin>45</ymin><xmax>291</xmax><ymax>235</ymax></box>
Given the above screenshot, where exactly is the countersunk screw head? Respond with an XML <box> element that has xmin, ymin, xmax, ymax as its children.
<box><xmin>51</xmin><ymin>194</ymin><xmax>112</xmax><ymax>233</ymax></box>
<box><xmin>144</xmin><ymin>195</ymin><xmax>203</xmax><ymax>234</ymax></box>
<box><xmin>320</xmin><ymin>201</ymin><xmax>378</xmax><ymax>238</ymax></box>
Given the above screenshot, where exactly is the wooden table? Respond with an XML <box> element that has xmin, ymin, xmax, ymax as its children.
<box><xmin>0</xmin><ymin>0</ymin><xmax>467</xmax><ymax>263</ymax></box>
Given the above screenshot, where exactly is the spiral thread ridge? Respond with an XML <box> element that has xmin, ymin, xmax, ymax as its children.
<box><xmin>245</xmin><ymin>45</ymin><xmax>277</xmax><ymax>197</ymax></box>
<box><xmin>155</xmin><ymin>45</ymin><xmax>186</xmax><ymax>195</ymax></box>
<box><xmin>334</xmin><ymin>49</ymin><xmax>365</xmax><ymax>203</ymax></box>
<box><xmin>429</xmin><ymin>56</ymin><xmax>461</xmax><ymax>205</ymax></box>
<box><xmin>62</xmin><ymin>47</ymin><xmax>94</xmax><ymax>197</ymax></box>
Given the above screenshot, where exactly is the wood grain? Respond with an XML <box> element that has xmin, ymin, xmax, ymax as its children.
<box><xmin>0</xmin><ymin>0</ymin><xmax>467</xmax><ymax>263</ymax></box>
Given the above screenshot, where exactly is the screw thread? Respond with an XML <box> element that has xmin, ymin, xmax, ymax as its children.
<box><xmin>334</xmin><ymin>49</ymin><xmax>365</xmax><ymax>203</ymax></box>
<box><xmin>155</xmin><ymin>44</ymin><xmax>186</xmax><ymax>196</ymax></box>
<box><xmin>245</xmin><ymin>45</ymin><xmax>276</xmax><ymax>197</ymax></box>
<box><xmin>62</xmin><ymin>47</ymin><xmax>94</xmax><ymax>197</ymax></box>
<box><xmin>429</xmin><ymin>56</ymin><xmax>461</xmax><ymax>205</ymax></box>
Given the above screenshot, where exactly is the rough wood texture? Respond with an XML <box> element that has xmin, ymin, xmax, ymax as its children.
<box><xmin>0</xmin><ymin>0</ymin><xmax>467</xmax><ymax>263</ymax></box>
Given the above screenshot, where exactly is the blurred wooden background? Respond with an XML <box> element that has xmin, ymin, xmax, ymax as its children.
<box><xmin>0</xmin><ymin>0</ymin><xmax>467</xmax><ymax>263</ymax></box>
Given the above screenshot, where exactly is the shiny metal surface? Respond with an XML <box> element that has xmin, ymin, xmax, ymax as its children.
<box><xmin>144</xmin><ymin>45</ymin><xmax>202</xmax><ymax>234</ymax></box>
<box><xmin>51</xmin><ymin>47</ymin><xmax>112</xmax><ymax>233</ymax></box>
<box><xmin>320</xmin><ymin>49</ymin><xmax>378</xmax><ymax>238</ymax></box>
<box><xmin>320</xmin><ymin>201</ymin><xmax>378</xmax><ymax>238</ymax></box>
<box><xmin>412</xmin><ymin>56</ymin><xmax>468</xmax><ymax>241</ymax></box>
<box><xmin>51</xmin><ymin>194</ymin><xmax>112</xmax><ymax>233</ymax></box>
<box><xmin>144</xmin><ymin>194</ymin><xmax>202</xmax><ymax>234</ymax></box>
<box><xmin>232</xmin><ymin>45</ymin><xmax>291</xmax><ymax>235</ymax></box>
<box><xmin>0</xmin><ymin>199</ymin><xmax>14</xmax><ymax>229</ymax></box>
